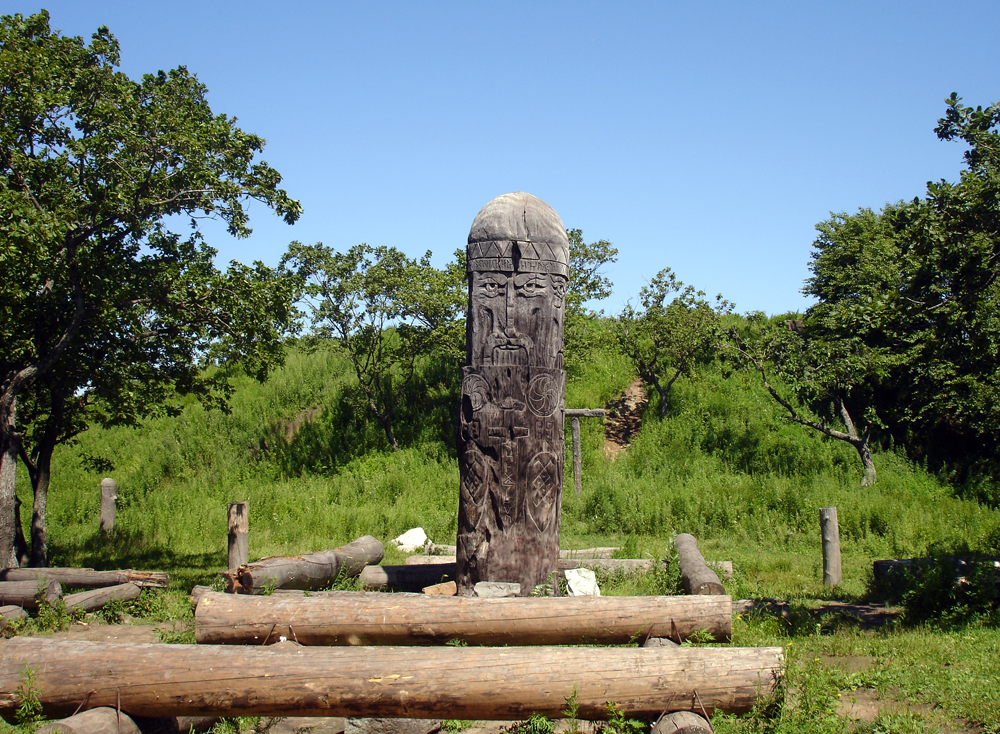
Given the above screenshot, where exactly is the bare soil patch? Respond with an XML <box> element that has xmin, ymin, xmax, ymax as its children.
<box><xmin>603</xmin><ymin>379</ymin><xmax>648</xmax><ymax>460</ymax></box>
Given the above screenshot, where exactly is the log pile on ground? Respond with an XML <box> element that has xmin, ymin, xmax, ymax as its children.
<box><xmin>0</xmin><ymin>637</ymin><xmax>782</xmax><ymax>720</ymax></box>
<box><xmin>220</xmin><ymin>535</ymin><xmax>383</xmax><ymax>594</ymax></box>
<box><xmin>193</xmin><ymin>590</ymin><xmax>732</xmax><ymax>645</ymax></box>
<box><xmin>0</xmin><ymin>568</ymin><xmax>168</xmax><ymax>620</ymax></box>
<box><xmin>0</xmin><ymin>567</ymin><xmax>168</xmax><ymax>589</ymax></box>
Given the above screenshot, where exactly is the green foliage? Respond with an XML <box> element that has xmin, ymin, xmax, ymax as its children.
<box><xmin>600</xmin><ymin>703</ymin><xmax>646</xmax><ymax>734</ymax></box>
<box><xmin>505</xmin><ymin>714</ymin><xmax>555</xmax><ymax>734</ymax></box>
<box><xmin>613</xmin><ymin>268</ymin><xmax>731</xmax><ymax>418</ymax></box>
<box><xmin>565</xmin><ymin>229</ymin><xmax>618</xmax><ymax>360</ymax></box>
<box><xmin>14</xmin><ymin>666</ymin><xmax>42</xmax><ymax>728</ymax></box>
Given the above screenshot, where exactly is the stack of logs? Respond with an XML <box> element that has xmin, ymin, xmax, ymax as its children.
<box><xmin>0</xmin><ymin>534</ymin><xmax>780</xmax><ymax>734</ymax></box>
<box><xmin>0</xmin><ymin>568</ymin><xmax>169</xmax><ymax>626</ymax></box>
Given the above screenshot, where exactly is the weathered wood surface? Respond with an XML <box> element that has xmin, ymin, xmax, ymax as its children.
<box><xmin>457</xmin><ymin>193</ymin><xmax>570</xmax><ymax>596</ymax></box>
<box><xmin>194</xmin><ymin>590</ymin><xmax>732</xmax><ymax>645</ymax></box>
<box><xmin>652</xmin><ymin>711</ymin><xmax>712</xmax><ymax>734</ymax></box>
<box><xmin>227</xmin><ymin>501</ymin><xmax>249</xmax><ymax>570</ymax></box>
<box><xmin>0</xmin><ymin>605</ymin><xmax>27</xmax><ymax>627</ymax></box>
<box><xmin>0</xmin><ymin>579</ymin><xmax>61</xmax><ymax>610</ymax></box>
<box><xmin>564</xmin><ymin>409</ymin><xmax>606</xmax><ymax>418</ymax></box>
<box><xmin>0</xmin><ymin>568</ymin><xmax>169</xmax><ymax>589</ymax></box>
<box><xmin>366</xmin><ymin>560</ymin><xmax>655</xmax><ymax>591</ymax></box>
<box><xmin>673</xmin><ymin>534</ymin><xmax>725</xmax><ymax>596</ymax></box>
<box><xmin>820</xmin><ymin>507</ymin><xmax>842</xmax><ymax>587</ymax></box>
<box><xmin>571</xmin><ymin>416</ymin><xmax>582</xmax><ymax>496</ymax></box>
<box><xmin>99</xmin><ymin>478</ymin><xmax>116</xmax><ymax>533</ymax></box>
<box><xmin>64</xmin><ymin>582</ymin><xmax>141</xmax><ymax>613</ymax></box>
<box><xmin>36</xmin><ymin>707</ymin><xmax>141</xmax><ymax>734</ymax></box>
<box><xmin>0</xmin><ymin>637</ymin><xmax>782</xmax><ymax>719</ymax></box>
<box><xmin>221</xmin><ymin>535</ymin><xmax>383</xmax><ymax>594</ymax></box>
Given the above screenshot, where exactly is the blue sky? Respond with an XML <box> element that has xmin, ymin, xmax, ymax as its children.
<box><xmin>13</xmin><ymin>1</ymin><xmax>1000</xmax><ymax>315</ymax></box>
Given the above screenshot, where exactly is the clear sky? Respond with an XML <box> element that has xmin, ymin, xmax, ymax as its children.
<box><xmin>12</xmin><ymin>1</ymin><xmax>1000</xmax><ymax>315</ymax></box>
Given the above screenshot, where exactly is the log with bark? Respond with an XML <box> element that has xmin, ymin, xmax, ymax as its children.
<box><xmin>0</xmin><ymin>605</ymin><xmax>27</xmax><ymax>627</ymax></box>
<box><xmin>194</xmin><ymin>590</ymin><xmax>732</xmax><ymax>645</ymax></box>
<box><xmin>369</xmin><ymin>560</ymin><xmax>655</xmax><ymax>591</ymax></box>
<box><xmin>0</xmin><ymin>637</ymin><xmax>782</xmax><ymax>720</ymax></box>
<box><xmin>36</xmin><ymin>707</ymin><xmax>141</xmax><ymax>734</ymax></box>
<box><xmin>0</xmin><ymin>568</ymin><xmax>169</xmax><ymax>589</ymax></box>
<box><xmin>63</xmin><ymin>582</ymin><xmax>141</xmax><ymax>613</ymax></box>
<box><xmin>651</xmin><ymin>711</ymin><xmax>712</xmax><ymax>734</ymax></box>
<box><xmin>0</xmin><ymin>580</ymin><xmax>61</xmax><ymax>610</ymax></box>
<box><xmin>673</xmin><ymin>535</ymin><xmax>725</xmax><ymax>596</ymax></box>
<box><xmin>221</xmin><ymin>535</ymin><xmax>384</xmax><ymax>594</ymax></box>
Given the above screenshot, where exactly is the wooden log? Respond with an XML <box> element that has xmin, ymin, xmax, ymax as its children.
<box><xmin>422</xmin><ymin>581</ymin><xmax>457</xmax><ymax>595</ymax></box>
<box><xmin>227</xmin><ymin>502</ymin><xmax>249</xmax><ymax>570</ymax></box>
<box><xmin>571</xmin><ymin>416</ymin><xmax>582</xmax><ymax>496</ymax></box>
<box><xmin>652</xmin><ymin>711</ymin><xmax>712</xmax><ymax>734</ymax></box>
<box><xmin>0</xmin><ymin>605</ymin><xmax>27</xmax><ymax>628</ymax></box>
<box><xmin>564</xmin><ymin>409</ymin><xmax>606</xmax><ymax>418</ymax></box>
<box><xmin>221</xmin><ymin>535</ymin><xmax>384</xmax><ymax>594</ymax></box>
<box><xmin>0</xmin><ymin>637</ymin><xmax>782</xmax><ymax>719</ymax></box>
<box><xmin>560</xmin><ymin>547</ymin><xmax>618</xmax><ymax>559</ymax></box>
<box><xmin>0</xmin><ymin>580</ymin><xmax>61</xmax><ymax>610</ymax></box>
<box><xmin>99</xmin><ymin>478</ymin><xmax>116</xmax><ymax>534</ymax></box>
<box><xmin>0</xmin><ymin>568</ymin><xmax>169</xmax><ymax>589</ymax></box>
<box><xmin>707</xmin><ymin>560</ymin><xmax>733</xmax><ymax>581</ymax></box>
<box><xmin>194</xmin><ymin>590</ymin><xmax>732</xmax><ymax>645</ymax></box>
<box><xmin>36</xmin><ymin>707</ymin><xmax>141</xmax><ymax>734</ymax></box>
<box><xmin>190</xmin><ymin>585</ymin><xmax>213</xmax><ymax>607</ymax></box>
<box><xmin>63</xmin><ymin>582</ymin><xmax>141</xmax><ymax>613</ymax></box>
<box><xmin>673</xmin><ymin>535</ymin><xmax>725</xmax><ymax>596</ymax></box>
<box><xmin>365</xmin><ymin>560</ymin><xmax>655</xmax><ymax>591</ymax></box>
<box><xmin>819</xmin><ymin>507</ymin><xmax>841</xmax><ymax>587</ymax></box>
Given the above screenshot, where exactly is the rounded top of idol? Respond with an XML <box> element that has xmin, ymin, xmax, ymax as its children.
<box><xmin>467</xmin><ymin>192</ymin><xmax>569</xmax><ymax>277</ymax></box>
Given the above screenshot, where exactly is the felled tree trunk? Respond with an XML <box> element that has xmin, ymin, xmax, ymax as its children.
<box><xmin>0</xmin><ymin>638</ymin><xmax>782</xmax><ymax>720</ymax></box>
<box><xmin>0</xmin><ymin>568</ymin><xmax>168</xmax><ymax>589</ymax></box>
<box><xmin>63</xmin><ymin>582</ymin><xmax>141</xmax><ymax>613</ymax></box>
<box><xmin>673</xmin><ymin>534</ymin><xmax>725</xmax><ymax>595</ymax></box>
<box><xmin>194</xmin><ymin>590</ymin><xmax>732</xmax><ymax>645</ymax></box>
<box><xmin>220</xmin><ymin>535</ymin><xmax>383</xmax><ymax>594</ymax></box>
<box><xmin>0</xmin><ymin>579</ymin><xmax>61</xmax><ymax>610</ymax></box>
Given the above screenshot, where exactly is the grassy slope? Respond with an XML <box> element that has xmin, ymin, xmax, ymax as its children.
<box><xmin>19</xmin><ymin>340</ymin><xmax>1000</xmax><ymax>733</ymax></box>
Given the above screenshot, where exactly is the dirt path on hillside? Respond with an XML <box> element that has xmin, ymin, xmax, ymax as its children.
<box><xmin>602</xmin><ymin>378</ymin><xmax>648</xmax><ymax>460</ymax></box>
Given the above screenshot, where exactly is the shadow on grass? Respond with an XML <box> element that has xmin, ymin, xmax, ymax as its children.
<box><xmin>49</xmin><ymin>528</ymin><xmax>224</xmax><ymax>592</ymax></box>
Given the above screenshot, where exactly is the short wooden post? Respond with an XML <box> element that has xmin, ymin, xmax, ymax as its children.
<box><xmin>227</xmin><ymin>501</ymin><xmax>249</xmax><ymax>570</ymax></box>
<box><xmin>820</xmin><ymin>506</ymin><xmax>841</xmax><ymax>587</ymax></box>
<box><xmin>571</xmin><ymin>416</ymin><xmax>582</xmax><ymax>496</ymax></box>
<box><xmin>99</xmin><ymin>478</ymin><xmax>116</xmax><ymax>534</ymax></box>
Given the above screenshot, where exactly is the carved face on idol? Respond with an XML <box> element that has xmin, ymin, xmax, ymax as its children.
<box><xmin>470</xmin><ymin>269</ymin><xmax>566</xmax><ymax>367</ymax></box>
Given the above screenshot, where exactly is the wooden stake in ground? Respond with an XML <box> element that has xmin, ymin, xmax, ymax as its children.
<box><xmin>565</xmin><ymin>409</ymin><xmax>606</xmax><ymax>496</ymax></box>
<box><xmin>457</xmin><ymin>192</ymin><xmax>569</xmax><ymax>596</ymax></box>
<box><xmin>820</xmin><ymin>506</ymin><xmax>841</xmax><ymax>587</ymax></box>
<box><xmin>673</xmin><ymin>534</ymin><xmax>725</xmax><ymax>595</ymax></box>
<box><xmin>0</xmin><ymin>637</ymin><xmax>783</xmax><ymax>720</ymax></box>
<box><xmin>227</xmin><ymin>501</ymin><xmax>249</xmax><ymax>570</ymax></box>
<box><xmin>194</xmin><ymin>590</ymin><xmax>732</xmax><ymax>645</ymax></box>
<box><xmin>99</xmin><ymin>478</ymin><xmax>116</xmax><ymax>534</ymax></box>
<box><xmin>220</xmin><ymin>535</ymin><xmax>383</xmax><ymax>594</ymax></box>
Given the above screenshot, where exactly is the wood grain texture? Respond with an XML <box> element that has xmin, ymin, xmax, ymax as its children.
<box><xmin>0</xmin><ymin>579</ymin><xmax>60</xmax><ymax>610</ymax></box>
<box><xmin>0</xmin><ymin>637</ymin><xmax>782</xmax><ymax>719</ymax></box>
<box><xmin>0</xmin><ymin>568</ymin><xmax>168</xmax><ymax>589</ymax></box>
<box><xmin>673</xmin><ymin>534</ymin><xmax>725</xmax><ymax>596</ymax></box>
<box><xmin>194</xmin><ymin>590</ymin><xmax>732</xmax><ymax>645</ymax></box>
<box><xmin>63</xmin><ymin>582</ymin><xmax>141</xmax><ymax>613</ymax></box>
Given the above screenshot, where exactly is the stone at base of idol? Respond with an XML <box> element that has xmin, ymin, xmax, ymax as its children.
<box><xmin>392</xmin><ymin>527</ymin><xmax>428</xmax><ymax>553</ymax></box>
<box><xmin>565</xmin><ymin>567</ymin><xmax>601</xmax><ymax>596</ymax></box>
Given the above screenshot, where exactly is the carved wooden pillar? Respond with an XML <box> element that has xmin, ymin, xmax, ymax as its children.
<box><xmin>456</xmin><ymin>192</ymin><xmax>568</xmax><ymax>596</ymax></box>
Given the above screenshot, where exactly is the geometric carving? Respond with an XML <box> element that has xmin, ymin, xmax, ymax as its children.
<box><xmin>457</xmin><ymin>192</ymin><xmax>568</xmax><ymax>596</ymax></box>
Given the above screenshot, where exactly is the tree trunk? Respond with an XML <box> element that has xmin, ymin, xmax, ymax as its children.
<box><xmin>0</xmin><ymin>406</ymin><xmax>20</xmax><ymax>569</ymax></box>
<box><xmin>194</xmin><ymin>590</ymin><xmax>732</xmax><ymax>646</ymax></box>
<box><xmin>63</xmin><ymin>582</ymin><xmax>142</xmax><ymax>613</ymax></box>
<box><xmin>220</xmin><ymin>535</ymin><xmax>383</xmax><ymax>594</ymax></box>
<box><xmin>0</xmin><ymin>567</ymin><xmax>169</xmax><ymax>589</ymax></box>
<box><xmin>857</xmin><ymin>439</ymin><xmax>876</xmax><ymax>487</ymax></box>
<box><xmin>0</xmin><ymin>637</ymin><xmax>783</xmax><ymax>720</ymax></box>
<box><xmin>29</xmin><ymin>441</ymin><xmax>53</xmax><ymax>567</ymax></box>
<box><xmin>0</xmin><ymin>579</ymin><xmax>61</xmax><ymax>610</ymax></box>
<box><xmin>673</xmin><ymin>534</ymin><xmax>725</xmax><ymax>595</ymax></box>
<box><xmin>12</xmin><ymin>495</ymin><xmax>28</xmax><ymax>568</ymax></box>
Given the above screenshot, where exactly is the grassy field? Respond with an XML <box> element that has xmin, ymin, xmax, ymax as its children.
<box><xmin>8</xmin><ymin>341</ymin><xmax>1000</xmax><ymax>734</ymax></box>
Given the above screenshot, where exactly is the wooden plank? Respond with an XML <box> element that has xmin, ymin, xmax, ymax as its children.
<box><xmin>0</xmin><ymin>637</ymin><xmax>782</xmax><ymax>719</ymax></box>
<box><xmin>194</xmin><ymin>590</ymin><xmax>732</xmax><ymax>645</ymax></box>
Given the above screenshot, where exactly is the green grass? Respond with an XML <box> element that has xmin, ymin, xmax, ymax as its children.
<box><xmin>10</xmin><ymin>341</ymin><xmax>1000</xmax><ymax>732</ymax></box>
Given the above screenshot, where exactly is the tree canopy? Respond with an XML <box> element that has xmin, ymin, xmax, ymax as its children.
<box><xmin>0</xmin><ymin>11</ymin><xmax>301</xmax><ymax>566</ymax></box>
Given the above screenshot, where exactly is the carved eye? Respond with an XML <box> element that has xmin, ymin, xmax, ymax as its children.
<box><xmin>551</xmin><ymin>278</ymin><xmax>566</xmax><ymax>299</ymax></box>
<box><xmin>478</xmin><ymin>277</ymin><xmax>504</xmax><ymax>298</ymax></box>
<box><xmin>520</xmin><ymin>276</ymin><xmax>547</xmax><ymax>297</ymax></box>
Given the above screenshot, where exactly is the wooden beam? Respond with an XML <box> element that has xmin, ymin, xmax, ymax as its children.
<box><xmin>194</xmin><ymin>590</ymin><xmax>732</xmax><ymax>645</ymax></box>
<box><xmin>0</xmin><ymin>638</ymin><xmax>782</xmax><ymax>719</ymax></box>
<box><xmin>564</xmin><ymin>409</ymin><xmax>606</xmax><ymax>417</ymax></box>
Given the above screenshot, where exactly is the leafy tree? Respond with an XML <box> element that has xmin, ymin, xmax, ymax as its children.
<box><xmin>613</xmin><ymin>268</ymin><xmax>731</xmax><ymax>418</ymax></box>
<box><xmin>0</xmin><ymin>12</ymin><xmax>301</xmax><ymax>566</ymax></box>
<box><xmin>564</xmin><ymin>228</ymin><xmax>618</xmax><ymax>361</ymax></box>
<box><xmin>281</xmin><ymin>242</ymin><xmax>463</xmax><ymax>452</ymax></box>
